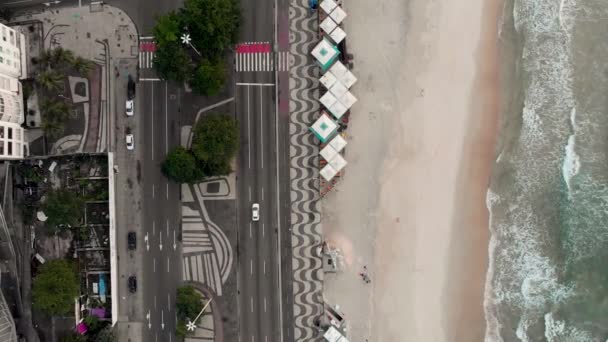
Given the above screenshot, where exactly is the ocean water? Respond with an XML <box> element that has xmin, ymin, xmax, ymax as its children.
<box><xmin>485</xmin><ymin>0</ymin><xmax>608</xmax><ymax>341</ymax></box>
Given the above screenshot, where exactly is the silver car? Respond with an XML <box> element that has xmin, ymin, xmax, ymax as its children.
<box><xmin>126</xmin><ymin>100</ymin><xmax>134</xmax><ymax>116</ymax></box>
<box><xmin>126</xmin><ymin>134</ymin><xmax>134</xmax><ymax>150</ymax></box>
<box><xmin>252</xmin><ymin>203</ymin><xmax>260</xmax><ymax>221</ymax></box>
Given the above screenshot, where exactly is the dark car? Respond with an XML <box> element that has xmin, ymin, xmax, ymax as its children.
<box><xmin>127</xmin><ymin>75</ymin><xmax>136</xmax><ymax>100</ymax></box>
<box><xmin>128</xmin><ymin>231</ymin><xmax>136</xmax><ymax>250</ymax></box>
<box><xmin>128</xmin><ymin>276</ymin><xmax>137</xmax><ymax>293</ymax></box>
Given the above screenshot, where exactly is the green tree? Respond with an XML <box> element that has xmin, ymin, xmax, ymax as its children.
<box><xmin>175</xmin><ymin>286</ymin><xmax>204</xmax><ymax>337</ymax></box>
<box><xmin>39</xmin><ymin>98</ymin><xmax>73</xmax><ymax>138</ymax></box>
<box><xmin>162</xmin><ymin>146</ymin><xmax>204</xmax><ymax>183</ymax></box>
<box><xmin>32</xmin><ymin>259</ymin><xmax>79</xmax><ymax>315</ymax></box>
<box><xmin>72</xmin><ymin>56</ymin><xmax>94</xmax><ymax>77</ymax></box>
<box><xmin>42</xmin><ymin>189</ymin><xmax>84</xmax><ymax>229</ymax></box>
<box><xmin>94</xmin><ymin>326</ymin><xmax>116</xmax><ymax>342</ymax></box>
<box><xmin>190</xmin><ymin>59</ymin><xmax>226</xmax><ymax>96</ymax></box>
<box><xmin>153</xmin><ymin>42</ymin><xmax>193</xmax><ymax>82</ymax></box>
<box><xmin>49</xmin><ymin>47</ymin><xmax>75</xmax><ymax>68</ymax></box>
<box><xmin>180</xmin><ymin>0</ymin><xmax>241</xmax><ymax>60</ymax></box>
<box><xmin>191</xmin><ymin>114</ymin><xmax>238</xmax><ymax>176</ymax></box>
<box><xmin>61</xmin><ymin>334</ymin><xmax>86</xmax><ymax>342</ymax></box>
<box><xmin>36</xmin><ymin>69</ymin><xmax>64</xmax><ymax>92</ymax></box>
<box><xmin>152</xmin><ymin>11</ymin><xmax>182</xmax><ymax>46</ymax></box>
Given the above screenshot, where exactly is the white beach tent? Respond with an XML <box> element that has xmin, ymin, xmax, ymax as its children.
<box><xmin>320</xmin><ymin>144</ymin><xmax>339</xmax><ymax>162</ymax></box>
<box><xmin>328</xmin><ymin>100</ymin><xmax>348</xmax><ymax>119</ymax></box>
<box><xmin>309</xmin><ymin>112</ymin><xmax>338</xmax><ymax>143</ymax></box>
<box><xmin>320</xmin><ymin>164</ymin><xmax>338</xmax><ymax>182</ymax></box>
<box><xmin>311</xmin><ymin>38</ymin><xmax>340</xmax><ymax>71</ymax></box>
<box><xmin>328</xmin><ymin>134</ymin><xmax>347</xmax><ymax>152</ymax></box>
<box><xmin>320</xmin><ymin>91</ymin><xmax>338</xmax><ymax>109</ymax></box>
<box><xmin>329</xmin><ymin>6</ymin><xmax>347</xmax><ymax>24</ymax></box>
<box><xmin>329</xmin><ymin>153</ymin><xmax>347</xmax><ymax>172</ymax></box>
<box><xmin>320</xmin><ymin>71</ymin><xmax>337</xmax><ymax>89</ymax></box>
<box><xmin>320</xmin><ymin>17</ymin><xmax>337</xmax><ymax>35</ymax></box>
<box><xmin>323</xmin><ymin>326</ymin><xmax>347</xmax><ymax>342</ymax></box>
<box><xmin>320</xmin><ymin>0</ymin><xmax>337</xmax><ymax>14</ymax></box>
<box><xmin>329</xmin><ymin>26</ymin><xmax>346</xmax><ymax>44</ymax></box>
<box><xmin>329</xmin><ymin>81</ymin><xmax>348</xmax><ymax>98</ymax></box>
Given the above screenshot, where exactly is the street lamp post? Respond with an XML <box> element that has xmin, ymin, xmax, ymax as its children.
<box><xmin>181</xmin><ymin>33</ymin><xmax>202</xmax><ymax>57</ymax></box>
<box><xmin>186</xmin><ymin>298</ymin><xmax>214</xmax><ymax>332</ymax></box>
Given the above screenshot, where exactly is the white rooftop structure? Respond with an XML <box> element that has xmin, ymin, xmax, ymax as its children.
<box><xmin>329</xmin><ymin>6</ymin><xmax>347</xmax><ymax>24</ymax></box>
<box><xmin>320</xmin><ymin>17</ymin><xmax>337</xmax><ymax>35</ymax></box>
<box><xmin>320</xmin><ymin>144</ymin><xmax>338</xmax><ymax>161</ymax></box>
<box><xmin>328</xmin><ymin>100</ymin><xmax>347</xmax><ymax>119</ymax></box>
<box><xmin>338</xmin><ymin>68</ymin><xmax>357</xmax><ymax>88</ymax></box>
<box><xmin>320</xmin><ymin>71</ymin><xmax>337</xmax><ymax>89</ymax></box>
<box><xmin>329</xmin><ymin>81</ymin><xmax>348</xmax><ymax>98</ymax></box>
<box><xmin>320</xmin><ymin>0</ymin><xmax>337</xmax><ymax>14</ymax></box>
<box><xmin>329</xmin><ymin>61</ymin><xmax>348</xmax><ymax>81</ymax></box>
<box><xmin>323</xmin><ymin>326</ymin><xmax>347</xmax><ymax>342</ymax></box>
<box><xmin>328</xmin><ymin>134</ymin><xmax>347</xmax><ymax>152</ymax></box>
<box><xmin>311</xmin><ymin>38</ymin><xmax>340</xmax><ymax>70</ymax></box>
<box><xmin>339</xmin><ymin>91</ymin><xmax>358</xmax><ymax>109</ymax></box>
<box><xmin>309</xmin><ymin>112</ymin><xmax>338</xmax><ymax>143</ymax></box>
<box><xmin>320</xmin><ymin>164</ymin><xmax>338</xmax><ymax>182</ymax></box>
<box><xmin>320</xmin><ymin>91</ymin><xmax>337</xmax><ymax>109</ymax></box>
<box><xmin>329</xmin><ymin>26</ymin><xmax>346</xmax><ymax>44</ymax></box>
<box><xmin>329</xmin><ymin>153</ymin><xmax>347</xmax><ymax>172</ymax></box>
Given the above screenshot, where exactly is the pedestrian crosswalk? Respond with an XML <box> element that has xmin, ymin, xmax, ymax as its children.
<box><xmin>235</xmin><ymin>51</ymin><xmax>290</xmax><ymax>72</ymax></box>
<box><xmin>139</xmin><ymin>38</ymin><xmax>156</xmax><ymax>69</ymax></box>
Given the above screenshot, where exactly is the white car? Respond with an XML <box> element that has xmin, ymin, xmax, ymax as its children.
<box><xmin>252</xmin><ymin>203</ymin><xmax>260</xmax><ymax>222</ymax></box>
<box><xmin>126</xmin><ymin>100</ymin><xmax>134</xmax><ymax>116</ymax></box>
<box><xmin>126</xmin><ymin>134</ymin><xmax>134</xmax><ymax>150</ymax></box>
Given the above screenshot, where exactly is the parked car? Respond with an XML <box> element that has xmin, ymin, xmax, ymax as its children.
<box><xmin>127</xmin><ymin>75</ymin><xmax>136</xmax><ymax>100</ymax></box>
<box><xmin>128</xmin><ymin>231</ymin><xmax>136</xmax><ymax>250</ymax></box>
<box><xmin>126</xmin><ymin>134</ymin><xmax>134</xmax><ymax>150</ymax></box>
<box><xmin>252</xmin><ymin>203</ymin><xmax>260</xmax><ymax>222</ymax></box>
<box><xmin>126</xmin><ymin>99</ymin><xmax>134</xmax><ymax>116</ymax></box>
<box><xmin>128</xmin><ymin>276</ymin><xmax>137</xmax><ymax>293</ymax></box>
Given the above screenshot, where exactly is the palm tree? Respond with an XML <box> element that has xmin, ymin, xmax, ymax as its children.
<box><xmin>72</xmin><ymin>56</ymin><xmax>94</xmax><ymax>77</ymax></box>
<box><xmin>36</xmin><ymin>69</ymin><xmax>64</xmax><ymax>92</ymax></box>
<box><xmin>40</xmin><ymin>98</ymin><xmax>71</xmax><ymax>121</ymax></box>
<box><xmin>49</xmin><ymin>47</ymin><xmax>75</xmax><ymax>67</ymax></box>
<box><xmin>41</xmin><ymin>116</ymin><xmax>64</xmax><ymax>139</ymax></box>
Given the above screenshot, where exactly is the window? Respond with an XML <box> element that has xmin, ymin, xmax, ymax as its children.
<box><xmin>8</xmin><ymin>142</ymin><xmax>12</xmax><ymax>155</ymax></box>
<box><xmin>8</xmin><ymin>128</ymin><xmax>13</xmax><ymax>139</ymax></box>
<box><xmin>0</xmin><ymin>56</ymin><xmax>4</xmax><ymax>63</ymax></box>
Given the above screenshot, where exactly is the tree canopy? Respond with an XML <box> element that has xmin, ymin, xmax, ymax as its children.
<box><xmin>162</xmin><ymin>146</ymin><xmax>204</xmax><ymax>183</ymax></box>
<box><xmin>42</xmin><ymin>189</ymin><xmax>84</xmax><ymax>229</ymax></box>
<box><xmin>152</xmin><ymin>0</ymin><xmax>240</xmax><ymax>93</ymax></box>
<box><xmin>191</xmin><ymin>114</ymin><xmax>238</xmax><ymax>176</ymax></box>
<box><xmin>175</xmin><ymin>286</ymin><xmax>204</xmax><ymax>337</ymax></box>
<box><xmin>32</xmin><ymin>259</ymin><xmax>79</xmax><ymax>316</ymax></box>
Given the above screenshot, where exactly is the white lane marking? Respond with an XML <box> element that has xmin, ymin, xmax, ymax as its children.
<box><xmin>166</xmin><ymin>220</ymin><xmax>169</xmax><ymax>237</ymax></box>
<box><xmin>151</xmin><ymin>82</ymin><xmax>155</xmax><ymax>161</ymax></box>
<box><xmin>140</xmin><ymin>35</ymin><xmax>154</xmax><ymax>39</ymax></box>
<box><xmin>156</xmin><ymin>333</ymin><xmax>158</xmax><ymax>342</ymax></box>
<box><xmin>250</xmin><ymin>259</ymin><xmax>253</xmax><ymax>275</ymax></box>
<box><xmin>260</xmin><ymin>89</ymin><xmax>264</xmax><ymax>169</ymax></box>
<box><xmin>153</xmin><ymin>257</ymin><xmax>156</xmax><ymax>273</ymax></box>
<box><xmin>264</xmin><ymin>297</ymin><xmax>267</xmax><ymax>312</ymax></box>
<box><xmin>168</xmin><ymin>293</ymin><xmax>171</xmax><ymax>312</ymax></box>
<box><xmin>153</xmin><ymin>221</ymin><xmax>155</xmax><ymax>236</ymax></box>
<box><xmin>249</xmin><ymin>186</ymin><xmax>251</xmax><ymax>201</ymax></box>
<box><xmin>249</xmin><ymin>223</ymin><xmax>252</xmax><ymax>238</ymax></box>
<box><xmin>159</xmin><ymin>232</ymin><xmax>163</xmax><ymax>251</ymax></box>
<box><xmin>140</xmin><ymin>78</ymin><xmax>162</xmax><ymax>82</ymax></box>
<box><xmin>262</xmin><ymin>223</ymin><xmax>265</xmax><ymax>237</ymax></box>
<box><xmin>262</xmin><ymin>187</ymin><xmax>264</xmax><ymax>201</ymax></box>
<box><xmin>152</xmin><ymin>184</ymin><xmax>155</xmax><ymax>198</ymax></box>
<box><xmin>167</xmin><ymin>257</ymin><xmax>170</xmax><ymax>273</ymax></box>
<box><xmin>161</xmin><ymin>309</ymin><xmax>165</xmax><ymax>330</ymax></box>
<box><xmin>247</xmin><ymin>86</ymin><xmax>251</xmax><ymax>169</ymax></box>
<box><xmin>264</xmin><ymin>260</ymin><xmax>266</xmax><ymax>275</ymax></box>
<box><xmin>5</xmin><ymin>0</ymin><xmax>32</xmax><ymax>4</ymax></box>
<box><xmin>139</xmin><ymin>49</ymin><xmax>143</xmax><ymax>66</ymax></box>
<box><xmin>250</xmin><ymin>297</ymin><xmax>254</xmax><ymax>313</ymax></box>
<box><xmin>236</xmin><ymin>82</ymin><xmax>275</xmax><ymax>86</ymax></box>
<box><xmin>154</xmin><ymin>295</ymin><xmax>157</xmax><ymax>309</ymax></box>
<box><xmin>166</xmin><ymin>183</ymin><xmax>169</xmax><ymax>200</ymax></box>
<box><xmin>165</xmin><ymin>82</ymin><xmax>168</xmax><ymax>154</ymax></box>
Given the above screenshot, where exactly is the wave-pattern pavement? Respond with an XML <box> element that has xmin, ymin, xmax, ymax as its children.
<box><xmin>289</xmin><ymin>2</ymin><xmax>324</xmax><ymax>341</ymax></box>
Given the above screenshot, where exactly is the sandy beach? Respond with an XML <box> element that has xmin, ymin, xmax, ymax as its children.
<box><xmin>321</xmin><ymin>0</ymin><xmax>502</xmax><ymax>340</ymax></box>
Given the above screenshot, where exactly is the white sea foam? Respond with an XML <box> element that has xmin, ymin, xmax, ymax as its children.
<box><xmin>562</xmin><ymin>134</ymin><xmax>580</xmax><ymax>194</ymax></box>
<box><xmin>484</xmin><ymin>189</ymin><xmax>503</xmax><ymax>342</ymax></box>
<box><xmin>544</xmin><ymin>312</ymin><xmax>595</xmax><ymax>341</ymax></box>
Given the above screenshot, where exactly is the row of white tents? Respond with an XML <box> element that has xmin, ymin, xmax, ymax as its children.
<box><xmin>309</xmin><ymin>0</ymin><xmax>357</xmax><ymax>182</ymax></box>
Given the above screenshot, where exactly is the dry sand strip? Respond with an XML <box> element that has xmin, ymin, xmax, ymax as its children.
<box><xmin>321</xmin><ymin>0</ymin><xmax>502</xmax><ymax>341</ymax></box>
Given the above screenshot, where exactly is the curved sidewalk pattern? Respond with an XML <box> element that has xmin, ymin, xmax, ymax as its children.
<box><xmin>181</xmin><ymin>181</ymin><xmax>234</xmax><ymax>297</ymax></box>
<box><xmin>289</xmin><ymin>1</ymin><xmax>324</xmax><ymax>341</ymax></box>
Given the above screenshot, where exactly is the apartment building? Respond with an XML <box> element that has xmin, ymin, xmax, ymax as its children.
<box><xmin>0</xmin><ymin>23</ymin><xmax>27</xmax><ymax>160</ymax></box>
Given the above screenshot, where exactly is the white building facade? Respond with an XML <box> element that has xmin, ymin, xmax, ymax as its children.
<box><xmin>0</xmin><ymin>23</ymin><xmax>27</xmax><ymax>160</ymax></box>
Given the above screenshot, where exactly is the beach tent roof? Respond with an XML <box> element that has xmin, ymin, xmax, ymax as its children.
<box><xmin>329</xmin><ymin>26</ymin><xmax>346</xmax><ymax>44</ymax></box>
<box><xmin>329</xmin><ymin>80</ymin><xmax>348</xmax><ymax>98</ymax></box>
<box><xmin>328</xmin><ymin>100</ymin><xmax>348</xmax><ymax>119</ymax></box>
<box><xmin>309</xmin><ymin>113</ymin><xmax>338</xmax><ymax>143</ymax></box>
<box><xmin>320</xmin><ymin>144</ymin><xmax>339</xmax><ymax>161</ymax></box>
<box><xmin>339</xmin><ymin>91</ymin><xmax>357</xmax><ymax>109</ymax></box>
<box><xmin>320</xmin><ymin>71</ymin><xmax>337</xmax><ymax>89</ymax></box>
<box><xmin>329</xmin><ymin>153</ymin><xmax>347</xmax><ymax>172</ymax></box>
<box><xmin>320</xmin><ymin>164</ymin><xmax>338</xmax><ymax>182</ymax></box>
<box><xmin>323</xmin><ymin>326</ymin><xmax>345</xmax><ymax>342</ymax></box>
<box><xmin>328</xmin><ymin>134</ymin><xmax>347</xmax><ymax>152</ymax></box>
<box><xmin>320</xmin><ymin>91</ymin><xmax>337</xmax><ymax>109</ymax></box>
<box><xmin>329</xmin><ymin>61</ymin><xmax>348</xmax><ymax>80</ymax></box>
<box><xmin>330</xmin><ymin>6</ymin><xmax>347</xmax><ymax>24</ymax></box>
<box><xmin>320</xmin><ymin>17</ymin><xmax>337</xmax><ymax>35</ymax></box>
<box><xmin>320</xmin><ymin>0</ymin><xmax>337</xmax><ymax>14</ymax></box>
<box><xmin>338</xmin><ymin>69</ymin><xmax>357</xmax><ymax>88</ymax></box>
<box><xmin>311</xmin><ymin>38</ymin><xmax>340</xmax><ymax>70</ymax></box>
